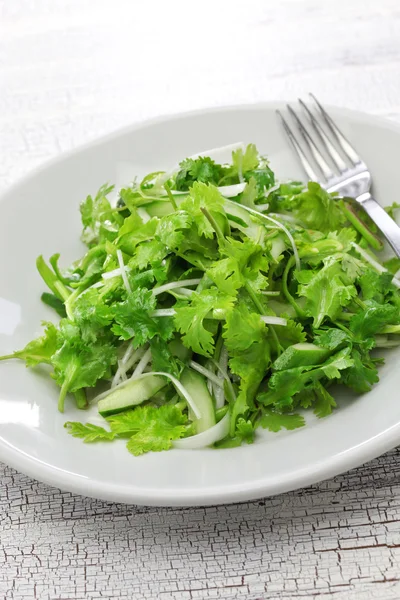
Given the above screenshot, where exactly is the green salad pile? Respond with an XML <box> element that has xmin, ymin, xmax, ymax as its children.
<box><xmin>2</xmin><ymin>143</ymin><xmax>400</xmax><ymax>455</ymax></box>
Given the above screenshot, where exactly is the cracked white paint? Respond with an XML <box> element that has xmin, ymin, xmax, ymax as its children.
<box><xmin>1</xmin><ymin>452</ymin><xmax>400</xmax><ymax>599</ymax></box>
<box><xmin>1</xmin><ymin>0</ymin><xmax>400</xmax><ymax>598</ymax></box>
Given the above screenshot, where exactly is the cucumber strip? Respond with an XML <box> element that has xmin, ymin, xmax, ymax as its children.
<box><xmin>272</xmin><ymin>343</ymin><xmax>331</xmax><ymax>371</ymax></box>
<box><xmin>146</xmin><ymin>194</ymin><xmax>188</xmax><ymax>217</ymax></box>
<box><xmin>98</xmin><ymin>375</ymin><xmax>167</xmax><ymax>416</ymax></box>
<box><xmin>180</xmin><ymin>368</ymin><xmax>216</xmax><ymax>434</ymax></box>
<box><xmin>145</xmin><ymin>201</ymin><xmax>175</xmax><ymax>217</ymax></box>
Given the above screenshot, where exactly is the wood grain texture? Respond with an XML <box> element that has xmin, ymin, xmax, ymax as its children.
<box><xmin>1</xmin><ymin>0</ymin><xmax>400</xmax><ymax>598</ymax></box>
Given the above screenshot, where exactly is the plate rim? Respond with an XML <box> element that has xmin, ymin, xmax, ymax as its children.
<box><xmin>2</xmin><ymin>101</ymin><xmax>400</xmax><ymax>506</ymax></box>
<box><xmin>2</xmin><ymin>100</ymin><xmax>400</xmax><ymax>202</ymax></box>
<box><xmin>1</xmin><ymin>421</ymin><xmax>400</xmax><ymax>506</ymax></box>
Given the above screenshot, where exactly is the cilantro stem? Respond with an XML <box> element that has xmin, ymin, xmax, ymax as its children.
<box><xmin>163</xmin><ymin>182</ymin><xmax>178</xmax><ymax>211</ymax></box>
<box><xmin>49</xmin><ymin>254</ymin><xmax>74</xmax><ymax>286</ymax></box>
<box><xmin>339</xmin><ymin>312</ymin><xmax>353</xmax><ymax>321</ymax></box>
<box><xmin>58</xmin><ymin>361</ymin><xmax>79</xmax><ymax>412</ymax></box>
<box><xmin>58</xmin><ymin>382</ymin><xmax>69</xmax><ymax>413</ymax></box>
<box><xmin>36</xmin><ymin>255</ymin><xmax>71</xmax><ymax>302</ymax></box>
<box><xmin>200</xmin><ymin>207</ymin><xmax>225</xmax><ymax>240</ymax></box>
<box><xmin>213</xmin><ymin>333</ymin><xmax>224</xmax><ymax>363</ymax></box>
<box><xmin>74</xmin><ymin>389</ymin><xmax>88</xmax><ymax>410</ymax></box>
<box><xmin>64</xmin><ymin>288</ymin><xmax>81</xmax><ymax>321</ymax></box>
<box><xmin>282</xmin><ymin>256</ymin><xmax>306</xmax><ymax>318</ymax></box>
<box><xmin>333</xmin><ymin>321</ymin><xmax>351</xmax><ymax>334</ymax></box>
<box><xmin>41</xmin><ymin>292</ymin><xmax>67</xmax><ymax>318</ymax></box>
<box><xmin>175</xmin><ymin>399</ymin><xmax>187</xmax><ymax>412</ymax></box>
<box><xmin>251</xmin><ymin>409</ymin><xmax>262</xmax><ymax>427</ymax></box>
<box><xmin>244</xmin><ymin>282</ymin><xmax>265</xmax><ymax>314</ymax></box>
<box><xmin>353</xmin><ymin>296</ymin><xmax>367</xmax><ymax>311</ymax></box>
<box><xmin>244</xmin><ymin>282</ymin><xmax>282</xmax><ymax>356</ymax></box>
<box><xmin>216</xmin><ymin>405</ymin><xmax>229</xmax><ymax>421</ymax></box>
<box><xmin>341</xmin><ymin>201</ymin><xmax>383</xmax><ymax>251</ymax></box>
<box><xmin>269</xmin><ymin>324</ymin><xmax>282</xmax><ymax>356</ymax></box>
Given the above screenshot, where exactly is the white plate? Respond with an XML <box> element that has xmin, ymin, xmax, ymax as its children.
<box><xmin>1</xmin><ymin>103</ymin><xmax>400</xmax><ymax>506</ymax></box>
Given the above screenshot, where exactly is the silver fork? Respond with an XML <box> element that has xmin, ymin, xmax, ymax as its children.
<box><xmin>277</xmin><ymin>94</ymin><xmax>400</xmax><ymax>258</ymax></box>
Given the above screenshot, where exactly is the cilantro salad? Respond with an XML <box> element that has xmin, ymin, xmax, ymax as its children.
<box><xmin>2</xmin><ymin>142</ymin><xmax>400</xmax><ymax>456</ymax></box>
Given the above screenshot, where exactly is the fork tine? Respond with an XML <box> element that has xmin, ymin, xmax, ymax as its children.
<box><xmin>276</xmin><ymin>110</ymin><xmax>319</xmax><ymax>182</ymax></box>
<box><xmin>298</xmin><ymin>99</ymin><xmax>348</xmax><ymax>173</ymax></box>
<box><xmin>286</xmin><ymin>105</ymin><xmax>334</xmax><ymax>181</ymax></box>
<box><xmin>309</xmin><ymin>93</ymin><xmax>361</xmax><ymax>165</ymax></box>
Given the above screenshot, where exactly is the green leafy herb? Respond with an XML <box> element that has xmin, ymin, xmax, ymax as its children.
<box><xmin>175</xmin><ymin>289</ymin><xmax>234</xmax><ymax>356</ymax></box>
<box><xmin>64</xmin><ymin>422</ymin><xmax>115</xmax><ymax>442</ymax></box>
<box><xmin>0</xmin><ymin>322</ymin><xmax>58</xmax><ymax>366</ymax></box>
<box><xmin>289</xmin><ymin>182</ymin><xmax>345</xmax><ymax>233</ymax></box>
<box><xmin>297</xmin><ymin>262</ymin><xmax>356</xmax><ymax>328</ymax></box>
<box><xmin>175</xmin><ymin>157</ymin><xmax>225</xmax><ymax>191</ymax></box>
<box><xmin>113</xmin><ymin>405</ymin><xmax>188</xmax><ymax>455</ymax></box>
<box><xmin>2</xmin><ymin>141</ymin><xmax>398</xmax><ymax>457</ymax></box>
<box><xmin>260</xmin><ymin>410</ymin><xmax>305</xmax><ymax>432</ymax></box>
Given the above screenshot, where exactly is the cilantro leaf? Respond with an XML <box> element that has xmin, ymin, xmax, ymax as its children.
<box><xmin>314</xmin><ymin>328</ymin><xmax>350</xmax><ymax>351</ymax></box>
<box><xmin>129</xmin><ymin>240</ymin><xmax>168</xmax><ymax>270</ymax></box>
<box><xmin>155</xmin><ymin>211</ymin><xmax>192</xmax><ymax>249</ymax></box>
<box><xmin>341</xmin><ymin>349</ymin><xmax>379</xmax><ymax>393</ymax></box>
<box><xmin>224</xmin><ymin>302</ymin><xmax>271</xmax><ymax>432</ymax></box>
<box><xmin>66</xmin><ymin>404</ymin><xmax>189</xmax><ymax>451</ymax></box>
<box><xmin>349</xmin><ymin>300</ymin><xmax>399</xmax><ymax>341</ymax></box>
<box><xmin>117</xmin><ymin>210</ymin><xmax>144</xmax><ymax>238</ymax></box>
<box><xmin>112</xmin><ymin>288</ymin><xmax>173</xmax><ymax>346</ymax></box>
<box><xmin>298</xmin><ymin>229</ymin><xmax>357</xmax><ymax>265</ymax></box>
<box><xmin>297</xmin><ymin>262</ymin><xmax>356</xmax><ymax>328</ymax></box>
<box><xmin>53</xmin><ymin>339</ymin><xmax>117</xmax><ymax>392</ymax></box>
<box><xmin>244</xmin><ymin>164</ymin><xmax>275</xmax><ymax>193</ymax></box>
<box><xmin>273</xmin><ymin>317</ymin><xmax>307</xmax><ymax>349</ymax></box>
<box><xmin>52</xmin><ymin>324</ymin><xmax>117</xmax><ymax>411</ymax></box>
<box><xmin>64</xmin><ymin>422</ymin><xmax>115</xmax><ymax>442</ymax></box>
<box><xmin>175</xmin><ymin>289</ymin><xmax>234</xmax><ymax>357</ymax></box>
<box><xmin>206</xmin><ymin>257</ymin><xmax>242</xmax><ymax>295</ymax></box>
<box><xmin>207</xmin><ymin>238</ymin><xmax>268</xmax><ymax>296</ymax></box>
<box><xmin>150</xmin><ymin>337</ymin><xmax>181</xmax><ymax>378</ymax></box>
<box><xmin>260</xmin><ymin>410</ymin><xmax>305</xmax><ymax>432</ymax></box>
<box><xmin>72</xmin><ymin>288</ymin><xmax>113</xmax><ymax>343</ymax></box>
<box><xmin>175</xmin><ymin>157</ymin><xmax>224</xmax><ymax>191</ymax></box>
<box><xmin>215</xmin><ymin>417</ymin><xmax>255</xmax><ymax>448</ymax></box>
<box><xmin>108</xmin><ymin>405</ymin><xmax>188</xmax><ymax>455</ymax></box>
<box><xmin>223</xmin><ymin>301</ymin><xmax>265</xmax><ymax>352</ymax></box>
<box><xmin>359</xmin><ymin>270</ymin><xmax>395</xmax><ymax>303</ymax></box>
<box><xmin>290</xmin><ymin>182</ymin><xmax>345</xmax><ymax>232</ymax></box>
<box><xmin>80</xmin><ymin>186</ymin><xmax>109</xmax><ymax>229</ymax></box>
<box><xmin>118</xmin><ymin>218</ymin><xmax>158</xmax><ymax>255</ymax></box>
<box><xmin>177</xmin><ymin>224</ymin><xmax>219</xmax><ymax>260</ymax></box>
<box><xmin>231</xmin><ymin>144</ymin><xmax>259</xmax><ymax>177</ymax></box>
<box><xmin>0</xmin><ymin>321</ymin><xmax>58</xmax><ymax>366</ymax></box>
<box><xmin>313</xmin><ymin>382</ymin><xmax>336</xmax><ymax>418</ymax></box>
<box><xmin>180</xmin><ymin>182</ymin><xmax>227</xmax><ymax>239</ymax></box>
<box><xmin>235</xmin><ymin>418</ymin><xmax>255</xmax><ymax>443</ymax></box>
<box><xmin>239</xmin><ymin>178</ymin><xmax>258</xmax><ymax>209</ymax></box>
<box><xmin>258</xmin><ymin>348</ymin><xmax>353</xmax><ymax>410</ymax></box>
<box><xmin>80</xmin><ymin>184</ymin><xmax>122</xmax><ymax>246</ymax></box>
<box><xmin>112</xmin><ymin>287</ymin><xmax>155</xmax><ymax>341</ymax></box>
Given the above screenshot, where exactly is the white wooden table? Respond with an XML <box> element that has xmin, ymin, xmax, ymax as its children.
<box><xmin>1</xmin><ymin>1</ymin><xmax>400</xmax><ymax>598</ymax></box>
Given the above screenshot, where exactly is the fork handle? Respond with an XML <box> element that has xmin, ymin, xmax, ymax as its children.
<box><xmin>356</xmin><ymin>193</ymin><xmax>400</xmax><ymax>258</ymax></box>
